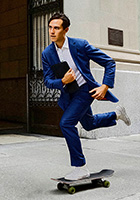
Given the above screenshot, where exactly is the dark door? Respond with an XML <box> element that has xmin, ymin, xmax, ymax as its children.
<box><xmin>28</xmin><ymin>0</ymin><xmax>63</xmax><ymax>136</ymax></box>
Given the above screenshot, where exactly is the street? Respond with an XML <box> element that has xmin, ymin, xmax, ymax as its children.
<box><xmin>0</xmin><ymin>133</ymin><xmax>140</xmax><ymax>200</ymax></box>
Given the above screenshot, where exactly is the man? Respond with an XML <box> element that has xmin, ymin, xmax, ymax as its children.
<box><xmin>42</xmin><ymin>13</ymin><xmax>131</xmax><ymax>180</ymax></box>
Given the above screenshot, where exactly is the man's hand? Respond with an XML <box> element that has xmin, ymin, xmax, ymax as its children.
<box><xmin>89</xmin><ymin>84</ymin><xmax>109</xmax><ymax>100</ymax></box>
<box><xmin>62</xmin><ymin>68</ymin><xmax>76</xmax><ymax>85</ymax></box>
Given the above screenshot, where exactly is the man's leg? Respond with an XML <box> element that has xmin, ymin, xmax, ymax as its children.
<box><xmin>80</xmin><ymin>105</ymin><xmax>131</xmax><ymax>131</ymax></box>
<box><xmin>59</xmin><ymin>84</ymin><xmax>93</xmax><ymax>166</ymax></box>
<box><xmin>60</xmin><ymin>93</ymin><xmax>93</xmax><ymax>167</ymax></box>
<box><xmin>59</xmin><ymin>86</ymin><xmax>93</xmax><ymax>180</ymax></box>
<box><xmin>80</xmin><ymin>106</ymin><xmax>116</xmax><ymax>131</ymax></box>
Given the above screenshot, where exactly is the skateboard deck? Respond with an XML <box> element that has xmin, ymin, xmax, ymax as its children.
<box><xmin>51</xmin><ymin>169</ymin><xmax>114</xmax><ymax>194</ymax></box>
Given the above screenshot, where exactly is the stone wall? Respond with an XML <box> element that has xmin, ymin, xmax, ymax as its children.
<box><xmin>64</xmin><ymin>0</ymin><xmax>139</xmax><ymax>50</ymax></box>
<box><xmin>64</xmin><ymin>0</ymin><xmax>140</xmax><ymax>137</ymax></box>
<box><xmin>0</xmin><ymin>0</ymin><xmax>28</xmax><ymax>123</ymax></box>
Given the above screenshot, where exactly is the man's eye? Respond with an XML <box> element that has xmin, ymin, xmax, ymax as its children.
<box><xmin>55</xmin><ymin>27</ymin><xmax>59</xmax><ymax>30</ymax></box>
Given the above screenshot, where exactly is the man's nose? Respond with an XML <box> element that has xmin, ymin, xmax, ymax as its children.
<box><xmin>50</xmin><ymin>27</ymin><xmax>54</xmax><ymax>34</ymax></box>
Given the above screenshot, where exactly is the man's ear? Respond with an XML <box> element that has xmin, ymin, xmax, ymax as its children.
<box><xmin>65</xmin><ymin>27</ymin><xmax>69</xmax><ymax>33</ymax></box>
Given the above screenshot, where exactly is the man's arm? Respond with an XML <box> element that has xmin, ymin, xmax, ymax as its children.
<box><xmin>84</xmin><ymin>40</ymin><xmax>116</xmax><ymax>88</ymax></box>
<box><xmin>84</xmin><ymin>40</ymin><xmax>116</xmax><ymax>100</ymax></box>
<box><xmin>42</xmin><ymin>52</ymin><xmax>64</xmax><ymax>91</ymax></box>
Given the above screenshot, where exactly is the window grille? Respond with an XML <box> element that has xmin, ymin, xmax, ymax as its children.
<box><xmin>29</xmin><ymin>0</ymin><xmax>62</xmax><ymax>70</ymax></box>
<box><xmin>28</xmin><ymin>0</ymin><xmax>63</xmax><ymax>106</ymax></box>
<box><xmin>32</xmin><ymin>13</ymin><xmax>52</xmax><ymax>70</ymax></box>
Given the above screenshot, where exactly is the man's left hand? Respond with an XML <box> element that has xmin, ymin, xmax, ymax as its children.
<box><xmin>89</xmin><ymin>84</ymin><xmax>109</xmax><ymax>100</ymax></box>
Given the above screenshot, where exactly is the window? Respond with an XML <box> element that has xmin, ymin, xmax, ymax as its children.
<box><xmin>28</xmin><ymin>0</ymin><xmax>63</xmax><ymax>106</ymax></box>
<box><xmin>29</xmin><ymin>0</ymin><xmax>63</xmax><ymax>71</ymax></box>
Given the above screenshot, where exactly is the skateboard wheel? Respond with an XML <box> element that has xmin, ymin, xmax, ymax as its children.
<box><xmin>57</xmin><ymin>183</ymin><xmax>64</xmax><ymax>190</ymax></box>
<box><xmin>103</xmin><ymin>180</ymin><xmax>110</xmax><ymax>188</ymax></box>
<box><xmin>68</xmin><ymin>186</ymin><xmax>76</xmax><ymax>194</ymax></box>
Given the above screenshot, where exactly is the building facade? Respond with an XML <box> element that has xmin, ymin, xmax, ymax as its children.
<box><xmin>65</xmin><ymin>0</ymin><xmax>140</xmax><ymax>138</ymax></box>
<box><xmin>0</xmin><ymin>0</ymin><xmax>140</xmax><ymax>137</ymax></box>
<box><xmin>0</xmin><ymin>0</ymin><xmax>28</xmax><ymax>124</ymax></box>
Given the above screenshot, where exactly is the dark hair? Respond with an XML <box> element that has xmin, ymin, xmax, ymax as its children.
<box><xmin>48</xmin><ymin>13</ymin><xmax>70</xmax><ymax>29</ymax></box>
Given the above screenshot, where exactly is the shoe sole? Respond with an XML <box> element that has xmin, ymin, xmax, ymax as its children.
<box><xmin>65</xmin><ymin>173</ymin><xmax>90</xmax><ymax>181</ymax></box>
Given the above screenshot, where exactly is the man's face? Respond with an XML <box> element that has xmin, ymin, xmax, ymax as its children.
<box><xmin>49</xmin><ymin>19</ymin><xmax>68</xmax><ymax>45</ymax></box>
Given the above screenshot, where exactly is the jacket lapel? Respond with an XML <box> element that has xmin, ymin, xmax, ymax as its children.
<box><xmin>50</xmin><ymin>42</ymin><xmax>60</xmax><ymax>64</ymax></box>
<box><xmin>68</xmin><ymin>37</ymin><xmax>86</xmax><ymax>77</ymax></box>
<box><xmin>68</xmin><ymin>37</ymin><xmax>97</xmax><ymax>85</ymax></box>
<box><xmin>68</xmin><ymin>37</ymin><xmax>78</xmax><ymax>66</ymax></box>
<box><xmin>50</xmin><ymin>38</ymin><xmax>78</xmax><ymax>67</ymax></box>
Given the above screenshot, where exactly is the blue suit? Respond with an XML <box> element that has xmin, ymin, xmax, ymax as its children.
<box><xmin>42</xmin><ymin>37</ymin><xmax>119</xmax><ymax>166</ymax></box>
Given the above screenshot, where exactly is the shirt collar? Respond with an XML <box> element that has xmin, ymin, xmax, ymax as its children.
<box><xmin>55</xmin><ymin>36</ymin><xmax>69</xmax><ymax>51</ymax></box>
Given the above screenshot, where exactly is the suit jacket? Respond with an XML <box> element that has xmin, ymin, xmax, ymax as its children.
<box><xmin>42</xmin><ymin>37</ymin><xmax>119</xmax><ymax>110</ymax></box>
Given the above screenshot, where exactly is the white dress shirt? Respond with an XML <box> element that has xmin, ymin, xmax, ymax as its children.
<box><xmin>55</xmin><ymin>37</ymin><xmax>86</xmax><ymax>87</ymax></box>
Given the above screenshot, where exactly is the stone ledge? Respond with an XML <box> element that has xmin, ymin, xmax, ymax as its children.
<box><xmin>95</xmin><ymin>44</ymin><xmax>140</xmax><ymax>64</ymax></box>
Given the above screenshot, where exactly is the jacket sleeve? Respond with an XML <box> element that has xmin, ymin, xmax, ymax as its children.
<box><xmin>42</xmin><ymin>52</ymin><xmax>64</xmax><ymax>91</ymax></box>
<box><xmin>84</xmin><ymin>40</ymin><xmax>116</xmax><ymax>88</ymax></box>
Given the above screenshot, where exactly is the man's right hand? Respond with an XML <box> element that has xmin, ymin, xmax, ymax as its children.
<box><xmin>62</xmin><ymin>68</ymin><xmax>76</xmax><ymax>85</ymax></box>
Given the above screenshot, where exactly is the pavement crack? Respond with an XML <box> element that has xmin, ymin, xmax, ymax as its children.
<box><xmin>115</xmin><ymin>193</ymin><xmax>140</xmax><ymax>200</ymax></box>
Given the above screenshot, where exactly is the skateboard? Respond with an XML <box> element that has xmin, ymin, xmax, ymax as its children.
<box><xmin>51</xmin><ymin>169</ymin><xmax>114</xmax><ymax>194</ymax></box>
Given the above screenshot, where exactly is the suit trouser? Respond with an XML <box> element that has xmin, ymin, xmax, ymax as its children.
<box><xmin>60</xmin><ymin>83</ymin><xmax>116</xmax><ymax>167</ymax></box>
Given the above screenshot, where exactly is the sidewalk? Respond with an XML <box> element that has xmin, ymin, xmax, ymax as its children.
<box><xmin>0</xmin><ymin>133</ymin><xmax>140</xmax><ymax>200</ymax></box>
